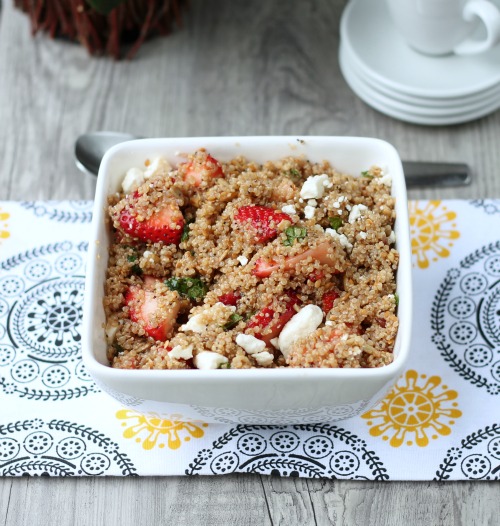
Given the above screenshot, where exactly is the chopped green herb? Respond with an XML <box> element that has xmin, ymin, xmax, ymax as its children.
<box><xmin>181</xmin><ymin>219</ymin><xmax>195</xmax><ymax>242</ymax></box>
<box><xmin>283</xmin><ymin>226</ymin><xmax>307</xmax><ymax>246</ymax></box>
<box><xmin>219</xmin><ymin>362</ymin><xmax>231</xmax><ymax>369</ymax></box>
<box><xmin>328</xmin><ymin>217</ymin><xmax>343</xmax><ymax>231</ymax></box>
<box><xmin>127</xmin><ymin>254</ymin><xmax>137</xmax><ymax>262</ymax></box>
<box><xmin>394</xmin><ymin>293</ymin><xmax>399</xmax><ymax>306</ymax></box>
<box><xmin>361</xmin><ymin>170</ymin><xmax>374</xmax><ymax>179</ymax></box>
<box><xmin>131</xmin><ymin>264</ymin><xmax>143</xmax><ymax>275</ymax></box>
<box><xmin>165</xmin><ymin>276</ymin><xmax>208</xmax><ymax>302</ymax></box>
<box><xmin>288</xmin><ymin>168</ymin><xmax>301</xmax><ymax>179</ymax></box>
<box><xmin>223</xmin><ymin>313</ymin><xmax>243</xmax><ymax>331</ymax></box>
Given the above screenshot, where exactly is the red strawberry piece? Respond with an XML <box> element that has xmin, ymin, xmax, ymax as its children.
<box><xmin>119</xmin><ymin>200</ymin><xmax>184</xmax><ymax>245</ymax></box>
<box><xmin>124</xmin><ymin>277</ymin><xmax>180</xmax><ymax>342</ymax></box>
<box><xmin>246</xmin><ymin>291</ymin><xmax>300</xmax><ymax>346</ymax></box>
<box><xmin>322</xmin><ymin>289</ymin><xmax>339</xmax><ymax>313</ymax></box>
<box><xmin>182</xmin><ymin>154</ymin><xmax>224</xmax><ymax>187</ymax></box>
<box><xmin>253</xmin><ymin>241</ymin><xmax>339</xmax><ymax>278</ymax></box>
<box><xmin>218</xmin><ymin>291</ymin><xmax>241</xmax><ymax>306</ymax></box>
<box><xmin>234</xmin><ymin>205</ymin><xmax>291</xmax><ymax>243</ymax></box>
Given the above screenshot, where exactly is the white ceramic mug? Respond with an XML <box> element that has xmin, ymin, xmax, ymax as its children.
<box><xmin>386</xmin><ymin>0</ymin><xmax>500</xmax><ymax>55</ymax></box>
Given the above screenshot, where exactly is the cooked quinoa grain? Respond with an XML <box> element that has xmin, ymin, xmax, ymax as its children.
<box><xmin>104</xmin><ymin>150</ymin><xmax>399</xmax><ymax>370</ymax></box>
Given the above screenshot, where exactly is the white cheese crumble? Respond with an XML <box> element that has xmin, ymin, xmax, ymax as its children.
<box><xmin>270</xmin><ymin>338</ymin><xmax>280</xmax><ymax>349</ymax></box>
<box><xmin>388</xmin><ymin>230</ymin><xmax>396</xmax><ymax>244</ymax></box>
<box><xmin>179</xmin><ymin>313</ymin><xmax>206</xmax><ymax>333</ymax></box>
<box><xmin>325</xmin><ymin>320</ymin><xmax>334</xmax><ymax>326</ymax></box>
<box><xmin>237</xmin><ymin>255</ymin><xmax>249</xmax><ymax>266</ymax></box>
<box><xmin>281</xmin><ymin>204</ymin><xmax>297</xmax><ymax>215</ymax></box>
<box><xmin>299</xmin><ymin>174</ymin><xmax>331</xmax><ymax>199</ymax></box>
<box><xmin>194</xmin><ymin>351</ymin><xmax>228</xmax><ymax>370</ymax></box>
<box><xmin>253</xmin><ymin>351</ymin><xmax>274</xmax><ymax>367</ymax></box>
<box><xmin>122</xmin><ymin>167</ymin><xmax>145</xmax><ymax>194</ymax></box>
<box><xmin>374</xmin><ymin>172</ymin><xmax>392</xmax><ymax>187</ymax></box>
<box><xmin>307</xmin><ymin>199</ymin><xmax>318</xmax><ymax>207</ymax></box>
<box><xmin>169</xmin><ymin>344</ymin><xmax>194</xmax><ymax>360</ymax></box>
<box><xmin>325</xmin><ymin>228</ymin><xmax>353</xmax><ymax>250</ymax></box>
<box><xmin>348</xmin><ymin>204</ymin><xmax>368</xmax><ymax>224</ymax></box>
<box><xmin>235</xmin><ymin>334</ymin><xmax>266</xmax><ymax>355</ymax></box>
<box><xmin>180</xmin><ymin>302</ymin><xmax>235</xmax><ymax>333</ymax></box>
<box><xmin>304</xmin><ymin>205</ymin><xmax>316</xmax><ymax>219</ymax></box>
<box><xmin>143</xmin><ymin>156</ymin><xmax>172</xmax><ymax>180</ymax></box>
<box><xmin>359</xmin><ymin>232</ymin><xmax>367</xmax><ymax>240</ymax></box>
<box><xmin>278</xmin><ymin>304</ymin><xmax>324</xmax><ymax>358</ymax></box>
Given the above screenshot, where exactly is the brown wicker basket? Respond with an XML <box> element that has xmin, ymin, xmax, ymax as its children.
<box><xmin>15</xmin><ymin>0</ymin><xmax>189</xmax><ymax>59</ymax></box>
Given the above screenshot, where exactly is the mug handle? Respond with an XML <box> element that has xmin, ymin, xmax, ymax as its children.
<box><xmin>454</xmin><ymin>0</ymin><xmax>500</xmax><ymax>55</ymax></box>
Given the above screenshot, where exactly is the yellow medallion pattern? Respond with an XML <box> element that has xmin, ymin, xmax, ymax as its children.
<box><xmin>116</xmin><ymin>410</ymin><xmax>208</xmax><ymax>450</ymax></box>
<box><xmin>409</xmin><ymin>200</ymin><xmax>459</xmax><ymax>269</ymax></box>
<box><xmin>362</xmin><ymin>369</ymin><xmax>462</xmax><ymax>447</ymax></box>
<box><xmin>0</xmin><ymin>208</ymin><xmax>10</xmax><ymax>243</ymax></box>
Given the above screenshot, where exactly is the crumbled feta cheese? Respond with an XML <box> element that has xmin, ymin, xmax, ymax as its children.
<box><xmin>179</xmin><ymin>313</ymin><xmax>207</xmax><ymax>333</ymax></box>
<box><xmin>341</xmin><ymin>334</ymin><xmax>348</xmax><ymax>341</ymax></box>
<box><xmin>307</xmin><ymin>199</ymin><xmax>318</xmax><ymax>207</ymax></box>
<box><xmin>282</xmin><ymin>204</ymin><xmax>297</xmax><ymax>215</ymax></box>
<box><xmin>304</xmin><ymin>205</ymin><xmax>315</xmax><ymax>219</ymax></box>
<box><xmin>388</xmin><ymin>230</ymin><xmax>396</xmax><ymax>244</ymax></box>
<box><xmin>194</xmin><ymin>351</ymin><xmax>228</xmax><ymax>370</ymax></box>
<box><xmin>325</xmin><ymin>320</ymin><xmax>334</xmax><ymax>326</ymax></box>
<box><xmin>333</xmin><ymin>201</ymin><xmax>341</xmax><ymax>209</ymax></box>
<box><xmin>348</xmin><ymin>204</ymin><xmax>368</xmax><ymax>223</ymax></box>
<box><xmin>338</xmin><ymin>196</ymin><xmax>346</xmax><ymax>202</ymax></box>
<box><xmin>180</xmin><ymin>302</ymin><xmax>235</xmax><ymax>333</ymax></box>
<box><xmin>237</xmin><ymin>255</ymin><xmax>248</xmax><ymax>266</ymax></box>
<box><xmin>169</xmin><ymin>344</ymin><xmax>194</xmax><ymax>360</ymax></box>
<box><xmin>253</xmin><ymin>351</ymin><xmax>274</xmax><ymax>367</ymax></box>
<box><xmin>270</xmin><ymin>338</ymin><xmax>280</xmax><ymax>349</ymax></box>
<box><xmin>359</xmin><ymin>232</ymin><xmax>367</xmax><ymax>240</ymax></box>
<box><xmin>374</xmin><ymin>172</ymin><xmax>392</xmax><ymax>187</ymax></box>
<box><xmin>325</xmin><ymin>228</ymin><xmax>353</xmax><ymax>250</ymax></box>
<box><xmin>122</xmin><ymin>167</ymin><xmax>145</xmax><ymax>194</ymax></box>
<box><xmin>143</xmin><ymin>250</ymin><xmax>153</xmax><ymax>258</ymax></box>
<box><xmin>236</xmin><ymin>334</ymin><xmax>266</xmax><ymax>355</ymax></box>
<box><xmin>278</xmin><ymin>304</ymin><xmax>324</xmax><ymax>359</ymax></box>
<box><xmin>143</xmin><ymin>156</ymin><xmax>172</xmax><ymax>180</ymax></box>
<box><xmin>300</xmin><ymin>174</ymin><xmax>331</xmax><ymax>199</ymax></box>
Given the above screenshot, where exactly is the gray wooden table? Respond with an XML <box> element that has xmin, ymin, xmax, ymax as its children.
<box><xmin>0</xmin><ymin>0</ymin><xmax>499</xmax><ymax>524</ymax></box>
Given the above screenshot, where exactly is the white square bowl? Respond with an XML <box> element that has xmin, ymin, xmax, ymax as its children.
<box><xmin>82</xmin><ymin>136</ymin><xmax>412</xmax><ymax>424</ymax></box>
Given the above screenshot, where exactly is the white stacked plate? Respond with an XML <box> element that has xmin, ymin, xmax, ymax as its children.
<box><xmin>339</xmin><ymin>0</ymin><xmax>500</xmax><ymax>126</ymax></box>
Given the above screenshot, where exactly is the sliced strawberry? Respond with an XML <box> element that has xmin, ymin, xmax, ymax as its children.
<box><xmin>218</xmin><ymin>291</ymin><xmax>241</xmax><ymax>306</ymax></box>
<box><xmin>119</xmin><ymin>200</ymin><xmax>184</xmax><ymax>245</ymax></box>
<box><xmin>246</xmin><ymin>291</ymin><xmax>300</xmax><ymax>346</ymax></box>
<box><xmin>182</xmin><ymin>153</ymin><xmax>224</xmax><ymax>187</ymax></box>
<box><xmin>322</xmin><ymin>289</ymin><xmax>339</xmax><ymax>313</ymax></box>
<box><xmin>253</xmin><ymin>241</ymin><xmax>339</xmax><ymax>278</ymax></box>
<box><xmin>124</xmin><ymin>278</ymin><xmax>180</xmax><ymax>341</ymax></box>
<box><xmin>234</xmin><ymin>205</ymin><xmax>291</xmax><ymax>243</ymax></box>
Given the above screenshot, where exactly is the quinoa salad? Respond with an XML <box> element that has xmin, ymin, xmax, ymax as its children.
<box><xmin>104</xmin><ymin>149</ymin><xmax>399</xmax><ymax>370</ymax></box>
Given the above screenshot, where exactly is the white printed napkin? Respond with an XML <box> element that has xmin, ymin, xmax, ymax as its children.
<box><xmin>0</xmin><ymin>200</ymin><xmax>498</xmax><ymax>480</ymax></box>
